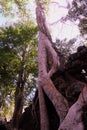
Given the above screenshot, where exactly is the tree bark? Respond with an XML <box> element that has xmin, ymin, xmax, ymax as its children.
<box><xmin>36</xmin><ymin>1</ymin><xmax>69</xmax><ymax>130</ymax></box>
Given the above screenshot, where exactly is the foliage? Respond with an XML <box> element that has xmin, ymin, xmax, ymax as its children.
<box><xmin>0</xmin><ymin>0</ymin><xmax>29</xmax><ymax>16</ymax></box>
<box><xmin>0</xmin><ymin>22</ymin><xmax>38</xmax><ymax>119</ymax></box>
<box><xmin>79</xmin><ymin>18</ymin><xmax>87</xmax><ymax>37</ymax></box>
<box><xmin>55</xmin><ymin>38</ymin><xmax>77</xmax><ymax>60</ymax></box>
<box><xmin>68</xmin><ymin>0</ymin><xmax>87</xmax><ymax>21</ymax></box>
<box><xmin>67</xmin><ymin>0</ymin><xmax>87</xmax><ymax>39</ymax></box>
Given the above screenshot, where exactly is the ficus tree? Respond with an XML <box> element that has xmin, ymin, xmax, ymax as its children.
<box><xmin>36</xmin><ymin>1</ymin><xmax>69</xmax><ymax>130</ymax></box>
<box><xmin>35</xmin><ymin>0</ymin><xmax>87</xmax><ymax>130</ymax></box>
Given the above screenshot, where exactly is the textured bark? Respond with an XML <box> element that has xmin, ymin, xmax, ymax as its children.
<box><xmin>38</xmin><ymin>84</ymin><xmax>49</xmax><ymax>130</ymax></box>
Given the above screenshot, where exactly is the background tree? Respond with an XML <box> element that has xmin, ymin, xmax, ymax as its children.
<box><xmin>0</xmin><ymin>21</ymin><xmax>38</xmax><ymax>129</ymax></box>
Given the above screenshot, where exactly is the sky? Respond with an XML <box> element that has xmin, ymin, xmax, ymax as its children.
<box><xmin>0</xmin><ymin>0</ymin><xmax>80</xmax><ymax>41</ymax></box>
<box><xmin>0</xmin><ymin>14</ymin><xmax>7</xmax><ymax>25</ymax></box>
<box><xmin>47</xmin><ymin>0</ymin><xmax>80</xmax><ymax>41</ymax></box>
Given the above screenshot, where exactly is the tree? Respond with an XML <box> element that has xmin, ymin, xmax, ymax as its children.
<box><xmin>30</xmin><ymin>0</ymin><xmax>87</xmax><ymax>130</ymax></box>
<box><xmin>0</xmin><ymin>22</ymin><xmax>38</xmax><ymax>129</ymax></box>
<box><xmin>36</xmin><ymin>1</ymin><xmax>69</xmax><ymax>130</ymax></box>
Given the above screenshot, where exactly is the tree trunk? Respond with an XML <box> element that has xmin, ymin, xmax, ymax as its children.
<box><xmin>12</xmin><ymin>50</ymin><xmax>27</xmax><ymax>130</ymax></box>
<box><xmin>36</xmin><ymin>1</ymin><xmax>69</xmax><ymax>130</ymax></box>
<box><xmin>12</xmin><ymin>84</ymin><xmax>24</xmax><ymax>129</ymax></box>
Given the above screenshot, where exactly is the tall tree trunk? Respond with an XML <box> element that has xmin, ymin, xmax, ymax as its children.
<box><xmin>36</xmin><ymin>1</ymin><xmax>69</xmax><ymax>130</ymax></box>
<box><xmin>12</xmin><ymin>50</ymin><xmax>27</xmax><ymax>130</ymax></box>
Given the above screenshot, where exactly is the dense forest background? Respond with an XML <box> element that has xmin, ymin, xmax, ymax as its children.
<box><xmin>0</xmin><ymin>0</ymin><xmax>87</xmax><ymax>130</ymax></box>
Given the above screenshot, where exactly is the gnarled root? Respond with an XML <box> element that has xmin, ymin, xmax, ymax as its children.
<box><xmin>59</xmin><ymin>86</ymin><xmax>87</xmax><ymax>130</ymax></box>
